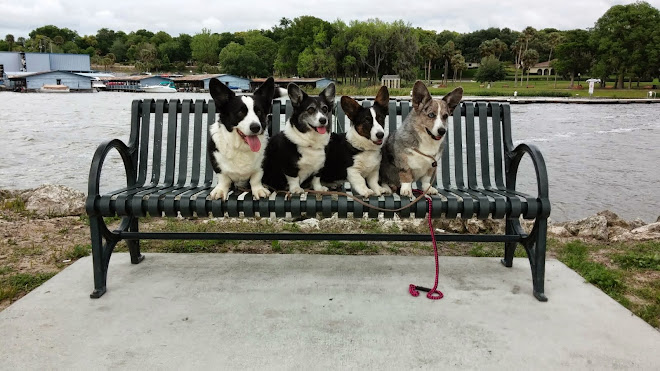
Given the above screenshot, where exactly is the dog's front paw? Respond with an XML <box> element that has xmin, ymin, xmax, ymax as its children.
<box><xmin>399</xmin><ymin>183</ymin><xmax>413</xmax><ymax>198</ymax></box>
<box><xmin>425</xmin><ymin>186</ymin><xmax>439</xmax><ymax>195</ymax></box>
<box><xmin>314</xmin><ymin>185</ymin><xmax>329</xmax><ymax>192</ymax></box>
<box><xmin>360</xmin><ymin>188</ymin><xmax>375</xmax><ymax>198</ymax></box>
<box><xmin>251</xmin><ymin>185</ymin><xmax>271</xmax><ymax>199</ymax></box>
<box><xmin>373</xmin><ymin>184</ymin><xmax>392</xmax><ymax>196</ymax></box>
<box><xmin>210</xmin><ymin>186</ymin><xmax>229</xmax><ymax>200</ymax></box>
<box><xmin>289</xmin><ymin>185</ymin><xmax>305</xmax><ymax>194</ymax></box>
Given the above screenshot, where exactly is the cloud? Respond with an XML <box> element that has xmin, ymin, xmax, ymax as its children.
<box><xmin>0</xmin><ymin>0</ymin><xmax>657</xmax><ymax>37</ymax></box>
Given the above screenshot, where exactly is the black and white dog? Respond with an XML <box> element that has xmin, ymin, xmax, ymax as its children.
<box><xmin>320</xmin><ymin>86</ymin><xmax>391</xmax><ymax>196</ymax></box>
<box><xmin>207</xmin><ymin>77</ymin><xmax>275</xmax><ymax>200</ymax></box>
<box><xmin>262</xmin><ymin>83</ymin><xmax>335</xmax><ymax>193</ymax></box>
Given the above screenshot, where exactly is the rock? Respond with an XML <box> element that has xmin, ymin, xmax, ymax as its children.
<box><xmin>657</xmin><ymin>216</ymin><xmax>660</xmax><ymax>223</ymax></box>
<box><xmin>548</xmin><ymin>225</ymin><xmax>572</xmax><ymax>238</ymax></box>
<box><xmin>448</xmin><ymin>218</ymin><xmax>466</xmax><ymax>233</ymax></box>
<box><xmin>611</xmin><ymin>231</ymin><xmax>660</xmax><ymax>242</ymax></box>
<box><xmin>297</xmin><ymin>218</ymin><xmax>320</xmax><ymax>231</ymax></box>
<box><xmin>630</xmin><ymin>218</ymin><xmax>646</xmax><ymax>229</ymax></box>
<box><xmin>564</xmin><ymin>215</ymin><xmax>608</xmax><ymax>240</ymax></box>
<box><xmin>608</xmin><ymin>226</ymin><xmax>631</xmax><ymax>239</ymax></box>
<box><xmin>596</xmin><ymin>210</ymin><xmax>630</xmax><ymax>229</ymax></box>
<box><xmin>483</xmin><ymin>219</ymin><xmax>505</xmax><ymax>234</ymax></box>
<box><xmin>465</xmin><ymin>219</ymin><xmax>485</xmax><ymax>234</ymax></box>
<box><xmin>630</xmin><ymin>222</ymin><xmax>660</xmax><ymax>235</ymax></box>
<box><xmin>23</xmin><ymin>184</ymin><xmax>85</xmax><ymax>217</ymax></box>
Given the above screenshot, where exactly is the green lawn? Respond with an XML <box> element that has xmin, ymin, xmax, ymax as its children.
<box><xmin>328</xmin><ymin>77</ymin><xmax>659</xmax><ymax>99</ymax></box>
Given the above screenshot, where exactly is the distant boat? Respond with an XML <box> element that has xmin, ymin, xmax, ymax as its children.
<box><xmin>141</xmin><ymin>81</ymin><xmax>177</xmax><ymax>93</ymax></box>
<box><xmin>39</xmin><ymin>84</ymin><xmax>70</xmax><ymax>93</ymax></box>
<box><xmin>91</xmin><ymin>78</ymin><xmax>106</xmax><ymax>90</ymax></box>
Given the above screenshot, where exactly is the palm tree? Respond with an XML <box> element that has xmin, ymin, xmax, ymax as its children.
<box><xmin>5</xmin><ymin>34</ymin><xmax>15</xmax><ymax>51</ymax></box>
<box><xmin>522</xmin><ymin>49</ymin><xmax>540</xmax><ymax>87</ymax></box>
<box><xmin>546</xmin><ymin>33</ymin><xmax>563</xmax><ymax>80</ymax></box>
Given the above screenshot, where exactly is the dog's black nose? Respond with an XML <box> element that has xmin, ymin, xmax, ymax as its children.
<box><xmin>319</xmin><ymin>117</ymin><xmax>327</xmax><ymax>125</ymax></box>
<box><xmin>437</xmin><ymin>128</ymin><xmax>446</xmax><ymax>136</ymax></box>
<box><xmin>249</xmin><ymin>123</ymin><xmax>261</xmax><ymax>134</ymax></box>
<box><xmin>376</xmin><ymin>131</ymin><xmax>384</xmax><ymax>139</ymax></box>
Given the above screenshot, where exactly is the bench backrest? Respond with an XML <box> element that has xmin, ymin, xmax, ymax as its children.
<box><xmin>126</xmin><ymin>98</ymin><xmax>516</xmax><ymax>192</ymax></box>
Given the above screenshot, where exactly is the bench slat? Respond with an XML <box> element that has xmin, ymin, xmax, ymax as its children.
<box><xmin>490</xmin><ymin>103</ymin><xmax>505</xmax><ymax>189</ymax></box>
<box><xmin>137</xmin><ymin>99</ymin><xmax>153</xmax><ymax>186</ymax></box>
<box><xmin>478</xmin><ymin>102</ymin><xmax>491</xmax><ymax>189</ymax></box>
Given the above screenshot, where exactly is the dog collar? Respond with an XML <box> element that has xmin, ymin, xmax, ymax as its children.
<box><xmin>412</xmin><ymin>148</ymin><xmax>438</xmax><ymax>168</ymax></box>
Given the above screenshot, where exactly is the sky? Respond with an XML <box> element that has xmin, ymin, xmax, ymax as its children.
<box><xmin>1</xmin><ymin>0</ymin><xmax>658</xmax><ymax>38</ymax></box>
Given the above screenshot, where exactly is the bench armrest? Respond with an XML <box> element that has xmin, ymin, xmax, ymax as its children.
<box><xmin>85</xmin><ymin>139</ymin><xmax>136</xmax><ymax>216</ymax></box>
<box><xmin>506</xmin><ymin>143</ymin><xmax>551</xmax><ymax>217</ymax></box>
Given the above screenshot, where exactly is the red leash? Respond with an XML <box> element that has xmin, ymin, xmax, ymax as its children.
<box><xmin>409</xmin><ymin>190</ymin><xmax>444</xmax><ymax>300</ymax></box>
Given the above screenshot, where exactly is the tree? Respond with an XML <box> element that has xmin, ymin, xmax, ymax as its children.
<box><xmin>554</xmin><ymin>29</ymin><xmax>593</xmax><ymax>87</ymax></box>
<box><xmin>592</xmin><ymin>2</ymin><xmax>660</xmax><ymax>88</ymax></box>
<box><xmin>440</xmin><ymin>41</ymin><xmax>455</xmax><ymax>86</ymax></box>
<box><xmin>135</xmin><ymin>43</ymin><xmax>158</xmax><ymax>72</ymax></box>
<box><xmin>218</xmin><ymin>42</ymin><xmax>268</xmax><ymax>77</ymax></box>
<box><xmin>95</xmin><ymin>28</ymin><xmax>116</xmax><ymax>55</ymax></box>
<box><xmin>191</xmin><ymin>28</ymin><xmax>220</xmax><ymax>65</ymax></box>
<box><xmin>546</xmin><ymin>32</ymin><xmax>563</xmax><ymax>80</ymax></box>
<box><xmin>419</xmin><ymin>31</ymin><xmax>440</xmax><ymax>83</ymax></box>
<box><xmin>243</xmin><ymin>32</ymin><xmax>278</xmax><ymax>74</ymax></box>
<box><xmin>390</xmin><ymin>21</ymin><xmax>419</xmax><ymax>81</ymax></box>
<box><xmin>451</xmin><ymin>52</ymin><xmax>466</xmax><ymax>83</ymax></box>
<box><xmin>522</xmin><ymin>49</ymin><xmax>539</xmax><ymax>87</ymax></box>
<box><xmin>110</xmin><ymin>39</ymin><xmax>128</xmax><ymax>62</ymax></box>
<box><xmin>5</xmin><ymin>34</ymin><xmax>14</xmax><ymax>51</ymax></box>
<box><xmin>475</xmin><ymin>56</ymin><xmax>506</xmax><ymax>84</ymax></box>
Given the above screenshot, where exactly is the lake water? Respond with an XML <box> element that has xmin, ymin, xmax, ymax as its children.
<box><xmin>0</xmin><ymin>92</ymin><xmax>659</xmax><ymax>222</ymax></box>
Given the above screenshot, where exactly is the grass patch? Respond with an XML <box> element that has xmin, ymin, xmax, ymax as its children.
<box><xmin>271</xmin><ymin>240</ymin><xmax>282</xmax><ymax>252</ymax></box>
<box><xmin>0</xmin><ymin>272</ymin><xmax>57</xmax><ymax>302</ymax></box>
<box><xmin>467</xmin><ymin>243</ymin><xmax>527</xmax><ymax>258</ymax></box>
<box><xmin>2</xmin><ymin>197</ymin><xmax>26</xmax><ymax>213</ymax></box>
<box><xmin>614</xmin><ymin>253</ymin><xmax>660</xmax><ymax>270</ymax></box>
<box><xmin>65</xmin><ymin>244</ymin><xmax>92</xmax><ymax>260</ymax></box>
<box><xmin>558</xmin><ymin>241</ymin><xmax>624</xmax><ymax>294</ymax></box>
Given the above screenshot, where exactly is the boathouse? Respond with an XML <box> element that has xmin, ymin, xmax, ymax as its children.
<box><xmin>173</xmin><ymin>74</ymin><xmax>251</xmax><ymax>92</ymax></box>
<box><xmin>100</xmin><ymin>75</ymin><xmax>173</xmax><ymax>92</ymax></box>
<box><xmin>7</xmin><ymin>70</ymin><xmax>93</xmax><ymax>91</ymax></box>
<box><xmin>0</xmin><ymin>51</ymin><xmax>95</xmax><ymax>89</ymax></box>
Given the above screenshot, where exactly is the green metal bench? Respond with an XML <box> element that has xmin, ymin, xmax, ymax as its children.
<box><xmin>86</xmin><ymin>98</ymin><xmax>551</xmax><ymax>300</ymax></box>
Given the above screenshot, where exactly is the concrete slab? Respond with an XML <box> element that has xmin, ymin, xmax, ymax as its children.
<box><xmin>1</xmin><ymin>254</ymin><xmax>659</xmax><ymax>370</ymax></box>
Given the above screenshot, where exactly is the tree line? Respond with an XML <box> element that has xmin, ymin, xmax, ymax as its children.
<box><xmin>1</xmin><ymin>1</ymin><xmax>658</xmax><ymax>89</ymax></box>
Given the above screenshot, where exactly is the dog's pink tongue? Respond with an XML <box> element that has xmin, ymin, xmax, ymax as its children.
<box><xmin>316</xmin><ymin>126</ymin><xmax>327</xmax><ymax>134</ymax></box>
<box><xmin>245</xmin><ymin>136</ymin><xmax>261</xmax><ymax>152</ymax></box>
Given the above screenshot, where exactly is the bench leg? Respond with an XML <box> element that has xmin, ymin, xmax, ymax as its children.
<box><xmin>127</xmin><ymin>217</ymin><xmax>145</xmax><ymax>265</ymax></box>
<box><xmin>90</xmin><ymin>216</ymin><xmax>114</xmax><ymax>298</ymax></box>
<box><xmin>501</xmin><ymin>218</ymin><xmax>517</xmax><ymax>268</ymax></box>
<box><xmin>523</xmin><ymin>218</ymin><xmax>548</xmax><ymax>302</ymax></box>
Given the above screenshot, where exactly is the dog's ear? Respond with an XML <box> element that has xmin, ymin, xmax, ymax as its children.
<box><xmin>254</xmin><ymin>77</ymin><xmax>275</xmax><ymax>101</ymax></box>
<box><xmin>288</xmin><ymin>83</ymin><xmax>306</xmax><ymax>106</ymax></box>
<box><xmin>319</xmin><ymin>83</ymin><xmax>335</xmax><ymax>105</ymax></box>
<box><xmin>412</xmin><ymin>80</ymin><xmax>432</xmax><ymax>112</ymax></box>
<box><xmin>443</xmin><ymin>86</ymin><xmax>463</xmax><ymax>114</ymax></box>
<box><xmin>209</xmin><ymin>78</ymin><xmax>235</xmax><ymax>108</ymax></box>
<box><xmin>340</xmin><ymin>96</ymin><xmax>361</xmax><ymax>122</ymax></box>
<box><xmin>374</xmin><ymin>85</ymin><xmax>390</xmax><ymax>114</ymax></box>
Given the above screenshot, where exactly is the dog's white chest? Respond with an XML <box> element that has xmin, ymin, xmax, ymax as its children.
<box><xmin>408</xmin><ymin>138</ymin><xmax>444</xmax><ymax>179</ymax></box>
<box><xmin>297</xmin><ymin>145</ymin><xmax>326</xmax><ymax>180</ymax></box>
<box><xmin>209</xmin><ymin>122</ymin><xmax>265</xmax><ymax>181</ymax></box>
<box><xmin>351</xmin><ymin>150</ymin><xmax>381</xmax><ymax>176</ymax></box>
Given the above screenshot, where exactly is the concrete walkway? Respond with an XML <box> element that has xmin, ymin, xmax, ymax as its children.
<box><xmin>1</xmin><ymin>254</ymin><xmax>659</xmax><ymax>370</ymax></box>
